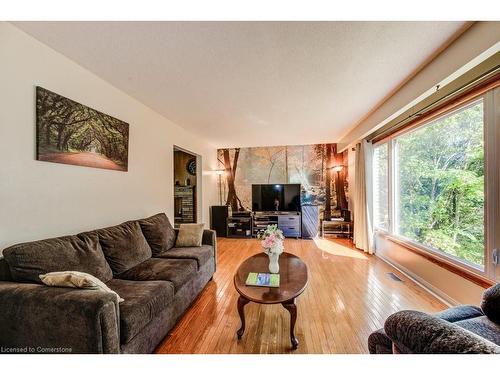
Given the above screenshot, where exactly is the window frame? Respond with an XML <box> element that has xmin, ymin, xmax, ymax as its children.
<box><xmin>372</xmin><ymin>142</ymin><xmax>390</xmax><ymax>233</ymax></box>
<box><xmin>372</xmin><ymin>92</ymin><xmax>498</xmax><ymax>282</ymax></box>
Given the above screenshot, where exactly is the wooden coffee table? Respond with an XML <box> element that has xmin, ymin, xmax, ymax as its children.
<box><xmin>233</xmin><ymin>252</ymin><xmax>308</xmax><ymax>349</ymax></box>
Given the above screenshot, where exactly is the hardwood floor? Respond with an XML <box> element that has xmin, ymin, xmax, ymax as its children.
<box><xmin>155</xmin><ymin>237</ymin><xmax>447</xmax><ymax>354</ymax></box>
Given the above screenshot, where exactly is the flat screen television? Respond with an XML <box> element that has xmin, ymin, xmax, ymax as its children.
<box><xmin>252</xmin><ymin>184</ymin><xmax>301</xmax><ymax>212</ymax></box>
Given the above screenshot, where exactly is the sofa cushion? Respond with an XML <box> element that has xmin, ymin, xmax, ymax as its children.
<box><xmin>3</xmin><ymin>233</ymin><xmax>113</xmax><ymax>283</ymax></box>
<box><xmin>436</xmin><ymin>305</ymin><xmax>484</xmax><ymax>323</ymax></box>
<box><xmin>481</xmin><ymin>283</ymin><xmax>500</xmax><ymax>325</ymax></box>
<box><xmin>138</xmin><ymin>213</ymin><xmax>176</xmax><ymax>256</ymax></box>
<box><xmin>455</xmin><ymin>316</ymin><xmax>500</xmax><ymax>346</ymax></box>
<box><xmin>156</xmin><ymin>245</ymin><xmax>213</xmax><ymax>269</ymax></box>
<box><xmin>94</xmin><ymin>221</ymin><xmax>152</xmax><ymax>275</ymax></box>
<box><xmin>116</xmin><ymin>258</ymin><xmax>197</xmax><ymax>292</ymax></box>
<box><xmin>106</xmin><ymin>279</ymin><xmax>174</xmax><ymax>344</ymax></box>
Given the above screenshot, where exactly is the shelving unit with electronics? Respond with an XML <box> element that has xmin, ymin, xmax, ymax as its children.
<box><xmin>253</xmin><ymin>211</ymin><xmax>301</xmax><ymax>239</ymax></box>
<box><xmin>252</xmin><ymin>212</ymin><xmax>278</xmax><ymax>237</ymax></box>
<box><xmin>227</xmin><ymin>214</ymin><xmax>253</xmax><ymax>238</ymax></box>
<box><xmin>321</xmin><ymin>219</ymin><xmax>353</xmax><ymax>238</ymax></box>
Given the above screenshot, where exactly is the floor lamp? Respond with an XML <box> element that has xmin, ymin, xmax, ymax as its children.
<box><xmin>330</xmin><ymin>164</ymin><xmax>344</xmax><ymax>209</ymax></box>
<box><xmin>215</xmin><ymin>169</ymin><xmax>225</xmax><ymax>205</ymax></box>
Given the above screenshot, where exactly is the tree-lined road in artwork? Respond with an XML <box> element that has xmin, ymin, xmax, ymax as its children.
<box><xmin>38</xmin><ymin>152</ymin><xmax>125</xmax><ymax>171</ymax></box>
<box><xmin>36</xmin><ymin>86</ymin><xmax>129</xmax><ymax>171</ymax></box>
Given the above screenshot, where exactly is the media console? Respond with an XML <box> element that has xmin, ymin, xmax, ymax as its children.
<box><xmin>253</xmin><ymin>211</ymin><xmax>302</xmax><ymax>239</ymax></box>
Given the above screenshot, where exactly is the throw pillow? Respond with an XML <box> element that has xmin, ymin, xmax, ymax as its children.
<box><xmin>39</xmin><ymin>271</ymin><xmax>124</xmax><ymax>302</ymax></box>
<box><xmin>175</xmin><ymin>223</ymin><xmax>205</xmax><ymax>247</ymax></box>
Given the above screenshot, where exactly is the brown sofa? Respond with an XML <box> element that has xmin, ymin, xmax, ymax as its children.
<box><xmin>0</xmin><ymin>213</ymin><xmax>216</xmax><ymax>354</ymax></box>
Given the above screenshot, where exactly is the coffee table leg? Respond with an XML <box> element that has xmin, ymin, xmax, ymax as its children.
<box><xmin>282</xmin><ymin>299</ymin><xmax>299</xmax><ymax>349</ymax></box>
<box><xmin>237</xmin><ymin>295</ymin><xmax>250</xmax><ymax>339</ymax></box>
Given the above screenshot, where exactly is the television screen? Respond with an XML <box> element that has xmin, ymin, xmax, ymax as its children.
<box><xmin>252</xmin><ymin>184</ymin><xmax>301</xmax><ymax>212</ymax></box>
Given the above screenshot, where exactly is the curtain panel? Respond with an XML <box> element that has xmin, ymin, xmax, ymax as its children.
<box><xmin>353</xmin><ymin>140</ymin><xmax>374</xmax><ymax>254</ymax></box>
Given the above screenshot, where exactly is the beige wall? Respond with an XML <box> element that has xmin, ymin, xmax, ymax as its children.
<box><xmin>375</xmin><ymin>234</ymin><xmax>485</xmax><ymax>305</ymax></box>
<box><xmin>0</xmin><ymin>22</ymin><xmax>218</xmax><ymax>250</ymax></box>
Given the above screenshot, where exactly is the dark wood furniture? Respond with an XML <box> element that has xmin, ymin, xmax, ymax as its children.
<box><xmin>227</xmin><ymin>215</ymin><xmax>253</xmax><ymax>238</ymax></box>
<box><xmin>253</xmin><ymin>211</ymin><xmax>302</xmax><ymax>238</ymax></box>
<box><xmin>233</xmin><ymin>252</ymin><xmax>308</xmax><ymax>349</ymax></box>
<box><xmin>210</xmin><ymin>205</ymin><xmax>228</xmax><ymax>237</ymax></box>
<box><xmin>156</xmin><ymin>238</ymin><xmax>447</xmax><ymax>354</ymax></box>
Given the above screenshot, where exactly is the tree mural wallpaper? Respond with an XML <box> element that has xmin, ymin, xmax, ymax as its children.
<box><xmin>36</xmin><ymin>87</ymin><xmax>129</xmax><ymax>171</ymax></box>
<box><xmin>217</xmin><ymin>143</ymin><xmax>348</xmax><ymax>220</ymax></box>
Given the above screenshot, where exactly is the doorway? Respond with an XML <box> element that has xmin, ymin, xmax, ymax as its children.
<box><xmin>173</xmin><ymin>146</ymin><xmax>199</xmax><ymax>227</ymax></box>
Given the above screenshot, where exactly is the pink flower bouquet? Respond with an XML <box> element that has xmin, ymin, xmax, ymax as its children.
<box><xmin>257</xmin><ymin>224</ymin><xmax>284</xmax><ymax>255</ymax></box>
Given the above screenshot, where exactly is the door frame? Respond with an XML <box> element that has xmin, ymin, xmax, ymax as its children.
<box><xmin>173</xmin><ymin>145</ymin><xmax>202</xmax><ymax>225</ymax></box>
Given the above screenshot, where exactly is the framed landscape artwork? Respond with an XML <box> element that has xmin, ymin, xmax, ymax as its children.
<box><xmin>36</xmin><ymin>86</ymin><xmax>129</xmax><ymax>171</ymax></box>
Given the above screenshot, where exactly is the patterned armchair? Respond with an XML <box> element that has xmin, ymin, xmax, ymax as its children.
<box><xmin>368</xmin><ymin>283</ymin><xmax>500</xmax><ymax>354</ymax></box>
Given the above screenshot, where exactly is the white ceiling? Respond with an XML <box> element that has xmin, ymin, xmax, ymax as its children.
<box><xmin>14</xmin><ymin>21</ymin><xmax>466</xmax><ymax>148</ymax></box>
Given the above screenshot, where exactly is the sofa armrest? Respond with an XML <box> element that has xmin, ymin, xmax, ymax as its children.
<box><xmin>202</xmin><ymin>229</ymin><xmax>217</xmax><ymax>271</ymax></box>
<box><xmin>481</xmin><ymin>283</ymin><xmax>500</xmax><ymax>324</ymax></box>
<box><xmin>368</xmin><ymin>328</ymin><xmax>393</xmax><ymax>354</ymax></box>
<box><xmin>384</xmin><ymin>310</ymin><xmax>500</xmax><ymax>354</ymax></box>
<box><xmin>202</xmin><ymin>228</ymin><xmax>215</xmax><ymax>246</ymax></box>
<box><xmin>0</xmin><ymin>281</ymin><xmax>120</xmax><ymax>353</ymax></box>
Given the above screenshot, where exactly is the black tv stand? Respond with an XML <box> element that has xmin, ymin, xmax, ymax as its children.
<box><xmin>253</xmin><ymin>211</ymin><xmax>301</xmax><ymax>239</ymax></box>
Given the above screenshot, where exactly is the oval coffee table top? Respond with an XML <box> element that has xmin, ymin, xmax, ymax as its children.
<box><xmin>234</xmin><ymin>252</ymin><xmax>308</xmax><ymax>304</ymax></box>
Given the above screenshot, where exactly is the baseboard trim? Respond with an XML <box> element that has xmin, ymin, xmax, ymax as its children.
<box><xmin>376</xmin><ymin>252</ymin><xmax>458</xmax><ymax>307</ymax></box>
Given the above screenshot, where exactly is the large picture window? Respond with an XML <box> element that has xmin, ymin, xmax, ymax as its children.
<box><xmin>373</xmin><ymin>97</ymin><xmax>490</xmax><ymax>274</ymax></box>
<box><xmin>394</xmin><ymin>100</ymin><xmax>484</xmax><ymax>267</ymax></box>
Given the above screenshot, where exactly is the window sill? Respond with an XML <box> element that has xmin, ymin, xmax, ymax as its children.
<box><xmin>377</xmin><ymin>232</ymin><xmax>494</xmax><ymax>288</ymax></box>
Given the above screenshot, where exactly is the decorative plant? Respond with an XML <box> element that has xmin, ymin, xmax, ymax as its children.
<box><xmin>257</xmin><ymin>224</ymin><xmax>285</xmax><ymax>255</ymax></box>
